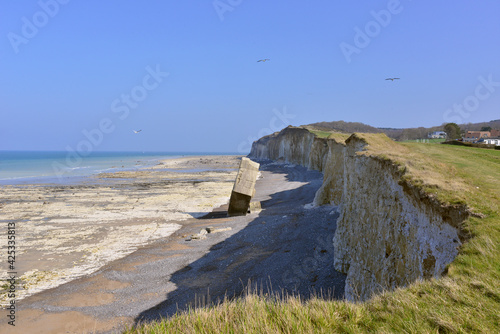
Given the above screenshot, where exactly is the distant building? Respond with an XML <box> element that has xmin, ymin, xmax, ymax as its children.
<box><xmin>490</xmin><ymin>129</ymin><xmax>500</xmax><ymax>137</ymax></box>
<box><xmin>463</xmin><ymin>131</ymin><xmax>491</xmax><ymax>143</ymax></box>
<box><xmin>428</xmin><ymin>131</ymin><xmax>446</xmax><ymax>139</ymax></box>
<box><xmin>483</xmin><ymin>137</ymin><xmax>500</xmax><ymax>146</ymax></box>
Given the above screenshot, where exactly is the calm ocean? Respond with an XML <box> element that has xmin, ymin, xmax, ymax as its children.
<box><xmin>0</xmin><ymin>151</ymin><xmax>233</xmax><ymax>185</ymax></box>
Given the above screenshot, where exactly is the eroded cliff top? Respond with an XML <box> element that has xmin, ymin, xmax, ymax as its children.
<box><xmin>344</xmin><ymin>133</ymin><xmax>473</xmax><ymax>208</ymax></box>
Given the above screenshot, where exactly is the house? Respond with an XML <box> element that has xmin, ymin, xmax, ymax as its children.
<box><xmin>463</xmin><ymin>131</ymin><xmax>491</xmax><ymax>143</ymax></box>
<box><xmin>483</xmin><ymin>137</ymin><xmax>500</xmax><ymax>146</ymax></box>
<box><xmin>428</xmin><ymin>131</ymin><xmax>446</xmax><ymax>139</ymax></box>
<box><xmin>465</xmin><ymin>130</ymin><xmax>490</xmax><ymax>139</ymax></box>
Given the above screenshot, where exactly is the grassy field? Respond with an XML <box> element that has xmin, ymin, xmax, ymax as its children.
<box><xmin>126</xmin><ymin>135</ymin><xmax>500</xmax><ymax>334</ymax></box>
<box><xmin>403</xmin><ymin>138</ymin><xmax>446</xmax><ymax>144</ymax></box>
<box><xmin>307</xmin><ymin>129</ymin><xmax>337</xmax><ymax>138</ymax></box>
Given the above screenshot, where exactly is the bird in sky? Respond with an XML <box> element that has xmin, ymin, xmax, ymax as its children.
<box><xmin>133</xmin><ymin>130</ymin><xmax>142</xmax><ymax>133</ymax></box>
<box><xmin>385</xmin><ymin>78</ymin><xmax>400</xmax><ymax>81</ymax></box>
<box><xmin>257</xmin><ymin>59</ymin><xmax>270</xmax><ymax>62</ymax></box>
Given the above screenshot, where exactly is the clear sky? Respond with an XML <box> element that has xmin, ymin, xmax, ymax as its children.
<box><xmin>1</xmin><ymin>0</ymin><xmax>499</xmax><ymax>153</ymax></box>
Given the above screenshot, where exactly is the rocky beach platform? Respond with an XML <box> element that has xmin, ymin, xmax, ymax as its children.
<box><xmin>1</xmin><ymin>157</ymin><xmax>346</xmax><ymax>333</ymax></box>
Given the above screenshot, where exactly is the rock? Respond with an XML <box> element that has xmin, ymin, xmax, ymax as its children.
<box><xmin>207</xmin><ymin>227</ymin><xmax>232</xmax><ymax>233</ymax></box>
<box><xmin>190</xmin><ymin>234</ymin><xmax>207</xmax><ymax>240</ymax></box>
<box><xmin>249</xmin><ymin>201</ymin><xmax>262</xmax><ymax>213</ymax></box>
<box><xmin>228</xmin><ymin>157</ymin><xmax>260</xmax><ymax>216</ymax></box>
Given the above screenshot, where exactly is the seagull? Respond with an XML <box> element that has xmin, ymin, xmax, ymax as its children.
<box><xmin>385</xmin><ymin>78</ymin><xmax>400</xmax><ymax>81</ymax></box>
<box><xmin>257</xmin><ymin>59</ymin><xmax>270</xmax><ymax>62</ymax></box>
<box><xmin>133</xmin><ymin>130</ymin><xmax>142</xmax><ymax>134</ymax></box>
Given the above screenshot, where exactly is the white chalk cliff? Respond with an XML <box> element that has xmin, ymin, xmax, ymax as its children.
<box><xmin>249</xmin><ymin>126</ymin><xmax>468</xmax><ymax>300</ymax></box>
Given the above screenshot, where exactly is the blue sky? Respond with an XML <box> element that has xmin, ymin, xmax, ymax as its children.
<box><xmin>1</xmin><ymin>0</ymin><xmax>499</xmax><ymax>153</ymax></box>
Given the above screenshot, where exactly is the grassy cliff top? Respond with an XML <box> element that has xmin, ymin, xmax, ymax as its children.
<box><xmin>126</xmin><ymin>132</ymin><xmax>500</xmax><ymax>334</ymax></box>
<box><xmin>303</xmin><ymin>127</ymin><xmax>351</xmax><ymax>143</ymax></box>
<box><xmin>350</xmin><ymin>133</ymin><xmax>473</xmax><ymax>206</ymax></box>
<box><xmin>350</xmin><ymin>133</ymin><xmax>499</xmax><ymax>209</ymax></box>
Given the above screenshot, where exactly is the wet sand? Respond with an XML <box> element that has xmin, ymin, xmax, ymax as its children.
<box><xmin>0</xmin><ymin>156</ymin><xmax>240</xmax><ymax>306</ymax></box>
<box><xmin>0</xmin><ymin>158</ymin><xmax>346</xmax><ymax>334</ymax></box>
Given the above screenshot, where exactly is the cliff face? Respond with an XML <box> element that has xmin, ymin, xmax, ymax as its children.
<box><xmin>249</xmin><ymin>126</ymin><xmax>327</xmax><ymax>168</ymax></box>
<box><xmin>249</xmin><ymin>127</ymin><xmax>467</xmax><ymax>301</ymax></box>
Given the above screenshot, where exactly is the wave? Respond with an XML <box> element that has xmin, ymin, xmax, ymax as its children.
<box><xmin>66</xmin><ymin>166</ymin><xmax>93</xmax><ymax>171</ymax></box>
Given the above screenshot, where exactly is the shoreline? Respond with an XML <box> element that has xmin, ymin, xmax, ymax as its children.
<box><xmin>0</xmin><ymin>159</ymin><xmax>346</xmax><ymax>334</ymax></box>
<box><xmin>0</xmin><ymin>153</ymin><xmax>241</xmax><ymax>186</ymax></box>
<box><xmin>0</xmin><ymin>155</ymin><xmax>242</xmax><ymax>307</ymax></box>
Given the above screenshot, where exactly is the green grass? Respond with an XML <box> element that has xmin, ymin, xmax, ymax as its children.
<box><xmin>126</xmin><ymin>136</ymin><xmax>500</xmax><ymax>334</ymax></box>
<box><xmin>403</xmin><ymin>138</ymin><xmax>446</xmax><ymax>144</ymax></box>
<box><xmin>305</xmin><ymin>128</ymin><xmax>352</xmax><ymax>143</ymax></box>
<box><xmin>307</xmin><ymin>129</ymin><xmax>336</xmax><ymax>138</ymax></box>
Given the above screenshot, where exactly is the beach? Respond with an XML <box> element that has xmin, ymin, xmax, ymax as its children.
<box><xmin>0</xmin><ymin>155</ymin><xmax>241</xmax><ymax>307</ymax></box>
<box><xmin>0</xmin><ymin>156</ymin><xmax>345</xmax><ymax>334</ymax></box>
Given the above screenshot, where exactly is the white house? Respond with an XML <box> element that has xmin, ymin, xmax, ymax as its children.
<box><xmin>428</xmin><ymin>131</ymin><xmax>446</xmax><ymax>139</ymax></box>
<box><xmin>483</xmin><ymin>137</ymin><xmax>500</xmax><ymax>146</ymax></box>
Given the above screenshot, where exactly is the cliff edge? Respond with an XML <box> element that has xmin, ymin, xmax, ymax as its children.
<box><xmin>249</xmin><ymin>126</ymin><xmax>470</xmax><ymax>301</ymax></box>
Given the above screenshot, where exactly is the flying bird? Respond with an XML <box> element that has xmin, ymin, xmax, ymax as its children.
<box><xmin>133</xmin><ymin>130</ymin><xmax>142</xmax><ymax>133</ymax></box>
<box><xmin>257</xmin><ymin>59</ymin><xmax>270</xmax><ymax>62</ymax></box>
<box><xmin>385</xmin><ymin>78</ymin><xmax>400</xmax><ymax>81</ymax></box>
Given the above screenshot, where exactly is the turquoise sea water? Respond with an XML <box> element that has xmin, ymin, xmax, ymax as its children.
<box><xmin>0</xmin><ymin>151</ymin><xmax>233</xmax><ymax>185</ymax></box>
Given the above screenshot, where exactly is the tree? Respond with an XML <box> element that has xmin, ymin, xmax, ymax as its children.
<box><xmin>481</xmin><ymin>126</ymin><xmax>492</xmax><ymax>132</ymax></box>
<box><xmin>444</xmin><ymin>123</ymin><xmax>461</xmax><ymax>140</ymax></box>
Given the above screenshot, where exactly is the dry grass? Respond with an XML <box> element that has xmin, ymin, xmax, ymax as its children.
<box><xmin>305</xmin><ymin>127</ymin><xmax>352</xmax><ymax>142</ymax></box>
<box><xmin>351</xmin><ymin>133</ymin><xmax>474</xmax><ymax>206</ymax></box>
<box><xmin>327</xmin><ymin>132</ymin><xmax>351</xmax><ymax>144</ymax></box>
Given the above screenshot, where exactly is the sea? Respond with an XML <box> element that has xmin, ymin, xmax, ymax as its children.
<box><xmin>0</xmin><ymin>151</ymin><xmax>235</xmax><ymax>185</ymax></box>
<box><xmin>0</xmin><ymin>151</ymin><xmax>241</xmax><ymax>306</ymax></box>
